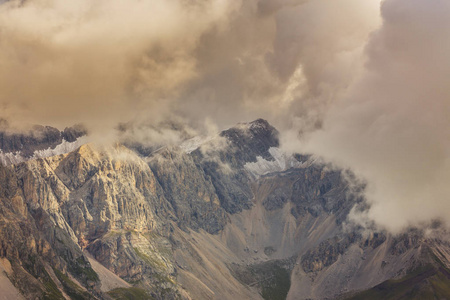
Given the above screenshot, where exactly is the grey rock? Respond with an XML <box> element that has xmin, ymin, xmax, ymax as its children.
<box><xmin>0</xmin><ymin>124</ymin><xmax>86</xmax><ymax>158</ymax></box>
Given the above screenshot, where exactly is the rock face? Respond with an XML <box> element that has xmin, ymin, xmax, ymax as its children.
<box><xmin>0</xmin><ymin>119</ymin><xmax>449</xmax><ymax>300</ymax></box>
<box><xmin>0</xmin><ymin>124</ymin><xmax>86</xmax><ymax>157</ymax></box>
<box><xmin>191</xmin><ymin>119</ymin><xmax>279</xmax><ymax>215</ymax></box>
<box><xmin>0</xmin><ymin>160</ymin><xmax>101</xmax><ymax>299</ymax></box>
<box><xmin>0</xmin><ymin>124</ymin><xmax>87</xmax><ymax>165</ymax></box>
<box><xmin>148</xmin><ymin>147</ymin><xmax>228</xmax><ymax>234</ymax></box>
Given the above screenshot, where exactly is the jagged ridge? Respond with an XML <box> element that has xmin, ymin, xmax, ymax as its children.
<box><xmin>0</xmin><ymin>119</ymin><xmax>449</xmax><ymax>300</ymax></box>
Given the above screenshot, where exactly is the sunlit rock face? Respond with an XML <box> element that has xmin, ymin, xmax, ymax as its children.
<box><xmin>0</xmin><ymin>119</ymin><xmax>449</xmax><ymax>300</ymax></box>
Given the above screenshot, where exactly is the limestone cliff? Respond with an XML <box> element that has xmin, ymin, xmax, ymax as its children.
<box><xmin>0</xmin><ymin>119</ymin><xmax>449</xmax><ymax>300</ymax></box>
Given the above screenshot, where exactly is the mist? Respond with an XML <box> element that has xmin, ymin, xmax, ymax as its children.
<box><xmin>0</xmin><ymin>0</ymin><xmax>240</xmax><ymax>135</ymax></box>
<box><xmin>0</xmin><ymin>0</ymin><xmax>380</xmax><ymax>132</ymax></box>
<box><xmin>296</xmin><ymin>0</ymin><xmax>450</xmax><ymax>233</ymax></box>
<box><xmin>1</xmin><ymin>0</ymin><xmax>449</xmax><ymax>232</ymax></box>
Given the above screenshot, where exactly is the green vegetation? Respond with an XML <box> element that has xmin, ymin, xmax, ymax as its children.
<box><xmin>152</xmin><ymin>272</ymin><xmax>176</xmax><ymax>285</ymax></box>
<box><xmin>346</xmin><ymin>263</ymin><xmax>450</xmax><ymax>300</ymax></box>
<box><xmin>230</xmin><ymin>258</ymin><xmax>294</xmax><ymax>300</ymax></box>
<box><xmin>143</xmin><ymin>232</ymin><xmax>173</xmax><ymax>259</ymax></box>
<box><xmin>133</xmin><ymin>247</ymin><xmax>166</xmax><ymax>270</ymax></box>
<box><xmin>69</xmin><ymin>257</ymin><xmax>99</xmax><ymax>283</ymax></box>
<box><xmin>260</xmin><ymin>265</ymin><xmax>291</xmax><ymax>300</ymax></box>
<box><xmin>108</xmin><ymin>287</ymin><xmax>154</xmax><ymax>300</ymax></box>
<box><xmin>42</xmin><ymin>273</ymin><xmax>65</xmax><ymax>300</ymax></box>
<box><xmin>17</xmin><ymin>257</ymin><xmax>63</xmax><ymax>300</ymax></box>
<box><xmin>54</xmin><ymin>268</ymin><xmax>95</xmax><ymax>300</ymax></box>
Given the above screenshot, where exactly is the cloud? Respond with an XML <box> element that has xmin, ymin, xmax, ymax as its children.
<box><xmin>297</xmin><ymin>0</ymin><xmax>450</xmax><ymax>233</ymax></box>
<box><xmin>0</xmin><ymin>0</ymin><xmax>381</xmax><ymax>134</ymax></box>
<box><xmin>3</xmin><ymin>0</ymin><xmax>448</xmax><ymax>233</ymax></box>
<box><xmin>0</xmin><ymin>0</ymin><xmax>239</xmax><ymax>134</ymax></box>
<box><xmin>178</xmin><ymin>0</ymin><xmax>381</xmax><ymax>131</ymax></box>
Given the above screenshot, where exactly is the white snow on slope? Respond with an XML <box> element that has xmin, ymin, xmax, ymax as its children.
<box><xmin>244</xmin><ymin>147</ymin><xmax>307</xmax><ymax>177</ymax></box>
<box><xmin>180</xmin><ymin>136</ymin><xmax>209</xmax><ymax>153</ymax></box>
<box><xmin>0</xmin><ymin>137</ymin><xmax>87</xmax><ymax>166</ymax></box>
<box><xmin>180</xmin><ymin>134</ymin><xmax>307</xmax><ymax>177</ymax></box>
<box><xmin>0</xmin><ymin>151</ymin><xmax>25</xmax><ymax>166</ymax></box>
<box><xmin>33</xmin><ymin>137</ymin><xmax>87</xmax><ymax>159</ymax></box>
<box><xmin>179</xmin><ymin>135</ymin><xmax>221</xmax><ymax>154</ymax></box>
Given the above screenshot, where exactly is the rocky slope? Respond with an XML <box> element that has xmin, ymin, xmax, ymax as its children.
<box><xmin>0</xmin><ymin>124</ymin><xmax>87</xmax><ymax>165</ymax></box>
<box><xmin>0</xmin><ymin>119</ymin><xmax>449</xmax><ymax>299</ymax></box>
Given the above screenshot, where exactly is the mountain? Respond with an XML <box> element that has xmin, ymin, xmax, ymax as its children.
<box><xmin>0</xmin><ymin>119</ymin><xmax>449</xmax><ymax>300</ymax></box>
<box><xmin>0</xmin><ymin>124</ymin><xmax>87</xmax><ymax>165</ymax></box>
<box><xmin>344</xmin><ymin>244</ymin><xmax>450</xmax><ymax>300</ymax></box>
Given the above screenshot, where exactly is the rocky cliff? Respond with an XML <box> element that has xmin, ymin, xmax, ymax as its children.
<box><xmin>0</xmin><ymin>119</ymin><xmax>449</xmax><ymax>300</ymax></box>
<box><xmin>0</xmin><ymin>124</ymin><xmax>87</xmax><ymax>165</ymax></box>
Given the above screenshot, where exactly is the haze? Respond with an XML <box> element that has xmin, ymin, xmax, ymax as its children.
<box><xmin>0</xmin><ymin>0</ymin><xmax>448</xmax><ymax>233</ymax></box>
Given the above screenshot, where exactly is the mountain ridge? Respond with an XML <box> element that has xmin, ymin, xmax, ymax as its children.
<box><xmin>0</xmin><ymin>119</ymin><xmax>448</xmax><ymax>299</ymax></box>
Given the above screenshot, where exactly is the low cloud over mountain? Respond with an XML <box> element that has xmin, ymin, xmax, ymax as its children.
<box><xmin>0</xmin><ymin>0</ymin><xmax>449</xmax><ymax>233</ymax></box>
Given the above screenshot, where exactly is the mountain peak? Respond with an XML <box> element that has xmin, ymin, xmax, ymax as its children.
<box><xmin>219</xmin><ymin>118</ymin><xmax>279</xmax><ymax>161</ymax></box>
<box><xmin>248</xmin><ymin>118</ymin><xmax>272</xmax><ymax>130</ymax></box>
<box><xmin>232</xmin><ymin>118</ymin><xmax>275</xmax><ymax>133</ymax></box>
<box><xmin>0</xmin><ymin>124</ymin><xmax>87</xmax><ymax>165</ymax></box>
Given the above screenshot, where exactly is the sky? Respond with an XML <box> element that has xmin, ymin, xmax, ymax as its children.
<box><xmin>0</xmin><ymin>0</ymin><xmax>449</xmax><ymax>233</ymax></box>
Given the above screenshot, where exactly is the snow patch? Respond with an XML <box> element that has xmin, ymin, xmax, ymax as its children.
<box><xmin>0</xmin><ymin>137</ymin><xmax>87</xmax><ymax>166</ymax></box>
<box><xmin>248</xmin><ymin>121</ymin><xmax>267</xmax><ymax>130</ymax></box>
<box><xmin>244</xmin><ymin>147</ymin><xmax>307</xmax><ymax>177</ymax></box>
<box><xmin>179</xmin><ymin>135</ymin><xmax>215</xmax><ymax>154</ymax></box>
<box><xmin>33</xmin><ymin>136</ymin><xmax>87</xmax><ymax>159</ymax></box>
<box><xmin>0</xmin><ymin>151</ymin><xmax>25</xmax><ymax>166</ymax></box>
